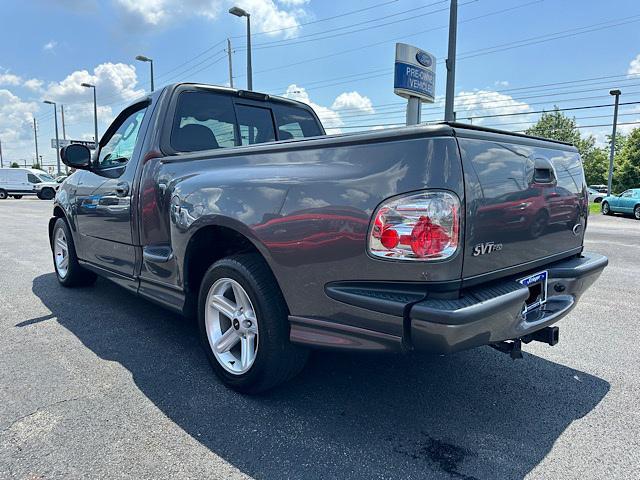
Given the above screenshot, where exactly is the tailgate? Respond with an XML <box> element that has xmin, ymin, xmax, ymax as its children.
<box><xmin>458</xmin><ymin>135</ymin><xmax>587</xmax><ymax>280</ymax></box>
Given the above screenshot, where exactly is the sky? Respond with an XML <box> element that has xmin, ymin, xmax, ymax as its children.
<box><xmin>1</xmin><ymin>0</ymin><xmax>640</xmax><ymax>172</ymax></box>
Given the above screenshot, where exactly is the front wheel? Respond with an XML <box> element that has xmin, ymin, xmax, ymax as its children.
<box><xmin>52</xmin><ymin>218</ymin><xmax>97</xmax><ymax>287</ymax></box>
<box><xmin>0</xmin><ymin>189</ymin><xmax>7</xmax><ymax>200</ymax></box>
<box><xmin>634</xmin><ymin>205</ymin><xmax>640</xmax><ymax>220</ymax></box>
<box><xmin>198</xmin><ymin>254</ymin><xmax>308</xmax><ymax>394</ymax></box>
<box><xmin>601</xmin><ymin>201</ymin><xmax>611</xmax><ymax>215</ymax></box>
<box><xmin>38</xmin><ymin>188</ymin><xmax>55</xmax><ymax>200</ymax></box>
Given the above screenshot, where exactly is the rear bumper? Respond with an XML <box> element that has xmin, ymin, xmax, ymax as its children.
<box><xmin>292</xmin><ymin>252</ymin><xmax>607</xmax><ymax>354</ymax></box>
<box><xmin>410</xmin><ymin>252</ymin><xmax>607</xmax><ymax>353</ymax></box>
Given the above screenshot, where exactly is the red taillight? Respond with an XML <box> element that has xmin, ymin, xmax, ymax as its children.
<box><xmin>368</xmin><ymin>191</ymin><xmax>460</xmax><ymax>261</ymax></box>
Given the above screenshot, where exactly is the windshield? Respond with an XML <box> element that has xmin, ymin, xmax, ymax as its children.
<box><xmin>37</xmin><ymin>173</ymin><xmax>55</xmax><ymax>182</ymax></box>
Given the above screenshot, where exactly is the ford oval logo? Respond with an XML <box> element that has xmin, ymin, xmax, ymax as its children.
<box><xmin>416</xmin><ymin>51</ymin><xmax>432</xmax><ymax>67</ymax></box>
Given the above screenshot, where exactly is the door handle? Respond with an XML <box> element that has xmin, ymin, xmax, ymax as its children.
<box><xmin>115</xmin><ymin>181</ymin><xmax>130</xmax><ymax>197</ymax></box>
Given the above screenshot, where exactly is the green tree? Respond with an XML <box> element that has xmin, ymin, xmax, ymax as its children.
<box><xmin>10</xmin><ymin>162</ymin><xmax>19</xmax><ymax>168</ymax></box>
<box><xmin>525</xmin><ymin>107</ymin><xmax>610</xmax><ymax>186</ymax></box>
<box><xmin>32</xmin><ymin>162</ymin><xmax>41</xmax><ymax>170</ymax></box>
<box><xmin>613</xmin><ymin>127</ymin><xmax>640</xmax><ymax>192</ymax></box>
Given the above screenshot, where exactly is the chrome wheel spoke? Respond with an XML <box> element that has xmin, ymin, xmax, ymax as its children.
<box><xmin>59</xmin><ymin>255</ymin><xmax>69</xmax><ymax>269</ymax></box>
<box><xmin>232</xmin><ymin>282</ymin><xmax>252</xmax><ymax>314</ymax></box>
<box><xmin>210</xmin><ymin>294</ymin><xmax>237</xmax><ymax>319</ymax></box>
<box><xmin>214</xmin><ymin>327</ymin><xmax>240</xmax><ymax>354</ymax></box>
<box><xmin>241</xmin><ymin>333</ymin><xmax>256</xmax><ymax>369</ymax></box>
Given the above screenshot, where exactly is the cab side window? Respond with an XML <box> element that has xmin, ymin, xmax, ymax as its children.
<box><xmin>171</xmin><ymin>91</ymin><xmax>237</xmax><ymax>152</ymax></box>
<box><xmin>27</xmin><ymin>173</ymin><xmax>41</xmax><ymax>184</ymax></box>
<box><xmin>272</xmin><ymin>103</ymin><xmax>323</xmax><ymax>140</ymax></box>
<box><xmin>98</xmin><ymin>107</ymin><xmax>147</xmax><ymax>169</ymax></box>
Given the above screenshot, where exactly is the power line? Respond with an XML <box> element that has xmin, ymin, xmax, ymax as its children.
<box><xmin>230</xmin><ymin>0</ymin><xmax>402</xmax><ymax>39</ymax></box>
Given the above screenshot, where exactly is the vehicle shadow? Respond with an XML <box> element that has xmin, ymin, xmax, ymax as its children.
<box><xmin>29</xmin><ymin>273</ymin><xmax>609</xmax><ymax>480</ymax></box>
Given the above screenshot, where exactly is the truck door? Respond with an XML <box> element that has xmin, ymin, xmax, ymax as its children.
<box><xmin>74</xmin><ymin>102</ymin><xmax>149</xmax><ymax>278</ymax></box>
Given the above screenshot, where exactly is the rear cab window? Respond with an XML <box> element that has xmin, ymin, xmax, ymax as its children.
<box><xmin>167</xmin><ymin>87</ymin><xmax>324</xmax><ymax>154</ymax></box>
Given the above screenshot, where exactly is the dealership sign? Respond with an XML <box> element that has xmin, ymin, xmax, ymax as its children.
<box><xmin>394</xmin><ymin>43</ymin><xmax>436</xmax><ymax>103</ymax></box>
<box><xmin>51</xmin><ymin>139</ymin><xmax>96</xmax><ymax>149</ymax></box>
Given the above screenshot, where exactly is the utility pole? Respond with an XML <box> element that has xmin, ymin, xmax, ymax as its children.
<box><xmin>227</xmin><ymin>38</ymin><xmax>234</xmax><ymax>88</ymax></box>
<box><xmin>608</xmin><ymin>89</ymin><xmax>621</xmax><ymax>195</ymax></box>
<box><xmin>61</xmin><ymin>105</ymin><xmax>66</xmax><ymax>140</ymax></box>
<box><xmin>444</xmin><ymin>0</ymin><xmax>458</xmax><ymax>122</ymax></box>
<box><xmin>33</xmin><ymin>118</ymin><xmax>39</xmax><ymax>166</ymax></box>
<box><xmin>0</xmin><ymin>139</ymin><xmax>3</xmax><ymax>168</ymax></box>
<box><xmin>43</xmin><ymin>100</ymin><xmax>61</xmax><ymax>175</ymax></box>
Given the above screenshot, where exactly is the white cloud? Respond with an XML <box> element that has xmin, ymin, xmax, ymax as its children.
<box><xmin>0</xmin><ymin>89</ymin><xmax>39</xmax><ymax>162</ymax></box>
<box><xmin>494</xmin><ymin>80</ymin><xmax>509</xmax><ymax>87</ymax></box>
<box><xmin>0</xmin><ymin>73</ymin><xmax>22</xmax><ymax>86</ymax></box>
<box><xmin>44</xmin><ymin>62</ymin><xmax>143</xmax><ymax>105</ymax></box>
<box><xmin>454</xmin><ymin>90</ymin><xmax>532</xmax><ymax>127</ymax></box>
<box><xmin>24</xmin><ymin>78</ymin><xmax>44</xmax><ymax>91</ymax></box>
<box><xmin>278</xmin><ymin>0</ymin><xmax>309</xmax><ymax>5</ymax></box>
<box><xmin>283</xmin><ymin>84</ymin><xmax>375</xmax><ymax>134</ymax></box>
<box><xmin>114</xmin><ymin>0</ymin><xmax>306</xmax><ymax>37</ymax></box>
<box><xmin>628</xmin><ymin>54</ymin><xmax>640</xmax><ymax>76</ymax></box>
<box><xmin>331</xmin><ymin>91</ymin><xmax>374</xmax><ymax>114</ymax></box>
<box><xmin>43</xmin><ymin>41</ymin><xmax>57</xmax><ymax>52</ymax></box>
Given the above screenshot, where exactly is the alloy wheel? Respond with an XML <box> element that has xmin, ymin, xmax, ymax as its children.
<box><xmin>54</xmin><ymin>227</ymin><xmax>69</xmax><ymax>278</ymax></box>
<box><xmin>205</xmin><ymin>278</ymin><xmax>259</xmax><ymax>375</ymax></box>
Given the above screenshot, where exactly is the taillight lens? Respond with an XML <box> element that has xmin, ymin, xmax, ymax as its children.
<box><xmin>369</xmin><ymin>191</ymin><xmax>460</xmax><ymax>261</ymax></box>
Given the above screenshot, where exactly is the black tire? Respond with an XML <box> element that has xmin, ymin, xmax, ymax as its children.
<box><xmin>198</xmin><ymin>253</ymin><xmax>308</xmax><ymax>394</ymax></box>
<box><xmin>12</xmin><ymin>195</ymin><xmax>23</xmax><ymax>199</ymax></box>
<box><xmin>634</xmin><ymin>205</ymin><xmax>640</xmax><ymax>221</ymax></box>
<box><xmin>0</xmin><ymin>189</ymin><xmax>7</xmax><ymax>200</ymax></box>
<box><xmin>51</xmin><ymin>218</ymin><xmax>97</xmax><ymax>287</ymax></box>
<box><xmin>38</xmin><ymin>188</ymin><xmax>55</xmax><ymax>200</ymax></box>
<box><xmin>601</xmin><ymin>201</ymin><xmax>611</xmax><ymax>215</ymax></box>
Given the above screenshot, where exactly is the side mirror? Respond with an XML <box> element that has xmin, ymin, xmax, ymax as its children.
<box><xmin>61</xmin><ymin>144</ymin><xmax>92</xmax><ymax>170</ymax></box>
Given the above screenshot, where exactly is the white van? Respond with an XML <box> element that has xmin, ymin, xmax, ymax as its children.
<box><xmin>0</xmin><ymin>168</ymin><xmax>60</xmax><ymax>200</ymax></box>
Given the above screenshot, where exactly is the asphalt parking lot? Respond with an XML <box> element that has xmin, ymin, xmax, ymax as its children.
<box><xmin>0</xmin><ymin>199</ymin><xmax>638</xmax><ymax>480</ymax></box>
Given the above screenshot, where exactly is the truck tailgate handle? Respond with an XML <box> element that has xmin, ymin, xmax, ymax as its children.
<box><xmin>533</xmin><ymin>157</ymin><xmax>556</xmax><ymax>184</ymax></box>
<box><xmin>115</xmin><ymin>181</ymin><xmax>130</xmax><ymax>197</ymax></box>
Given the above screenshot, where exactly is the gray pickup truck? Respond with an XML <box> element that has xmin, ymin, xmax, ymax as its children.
<box><xmin>50</xmin><ymin>83</ymin><xmax>607</xmax><ymax>393</ymax></box>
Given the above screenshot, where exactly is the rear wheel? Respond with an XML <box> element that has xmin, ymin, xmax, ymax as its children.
<box><xmin>0</xmin><ymin>189</ymin><xmax>7</xmax><ymax>200</ymax></box>
<box><xmin>52</xmin><ymin>218</ymin><xmax>97</xmax><ymax>287</ymax></box>
<box><xmin>198</xmin><ymin>254</ymin><xmax>308</xmax><ymax>394</ymax></box>
<box><xmin>38</xmin><ymin>188</ymin><xmax>55</xmax><ymax>200</ymax></box>
<box><xmin>634</xmin><ymin>205</ymin><xmax>640</xmax><ymax>220</ymax></box>
<box><xmin>601</xmin><ymin>201</ymin><xmax>611</xmax><ymax>215</ymax></box>
<box><xmin>12</xmin><ymin>195</ymin><xmax>23</xmax><ymax>199</ymax></box>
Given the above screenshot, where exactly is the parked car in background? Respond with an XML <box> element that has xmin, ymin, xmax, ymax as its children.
<box><xmin>0</xmin><ymin>168</ymin><xmax>59</xmax><ymax>199</ymax></box>
<box><xmin>587</xmin><ymin>187</ymin><xmax>605</xmax><ymax>204</ymax></box>
<box><xmin>601</xmin><ymin>188</ymin><xmax>640</xmax><ymax>219</ymax></box>
<box><xmin>589</xmin><ymin>184</ymin><xmax>609</xmax><ymax>194</ymax></box>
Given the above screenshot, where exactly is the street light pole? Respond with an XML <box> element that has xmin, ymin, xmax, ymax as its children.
<box><xmin>33</xmin><ymin>118</ymin><xmax>39</xmax><ymax>167</ymax></box>
<box><xmin>608</xmin><ymin>89</ymin><xmax>621</xmax><ymax>195</ymax></box>
<box><xmin>135</xmin><ymin>55</ymin><xmax>155</xmax><ymax>92</ymax></box>
<box><xmin>81</xmin><ymin>83</ymin><xmax>99</xmax><ymax>149</ymax></box>
<box><xmin>229</xmin><ymin>6</ymin><xmax>253</xmax><ymax>90</ymax></box>
<box><xmin>444</xmin><ymin>0</ymin><xmax>458</xmax><ymax>122</ymax></box>
<box><xmin>43</xmin><ymin>100</ymin><xmax>61</xmax><ymax>174</ymax></box>
<box><xmin>227</xmin><ymin>38</ymin><xmax>234</xmax><ymax>88</ymax></box>
<box><xmin>0</xmin><ymin>139</ymin><xmax>3</xmax><ymax>168</ymax></box>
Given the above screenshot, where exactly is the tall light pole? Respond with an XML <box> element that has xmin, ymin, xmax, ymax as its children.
<box><xmin>608</xmin><ymin>89</ymin><xmax>621</xmax><ymax>195</ymax></box>
<box><xmin>444</xmin><ymin>0</ymin><xmax>458</xmax><ymax>122</ymax></box>
<box><xmin>0</xmin><ymin>138</ymin><xmax>3</xmax><ymax>168</ymax></box>
<box><xmin>81</xmin><ymin>83</ymin><xmax>99</xmax><ymax>148</ymax></box>
<box><xmin>43</xmin><ymin>100</ymin><xmax>61</xmax><ymax>174</ymax></box>
<box><xmin>135</xmin><ymin>55</ymin><xmax>154</xmax><ymax>92</ymax></box>
<box><xmin>229</xmin><ymin>6</ymin><xmax>252</xmax><ymax>90</ymax></box>
<box><xmin>33</xmin><ymin>118</ymin><xmax>39</xmax><ymax>167</ymax></box>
